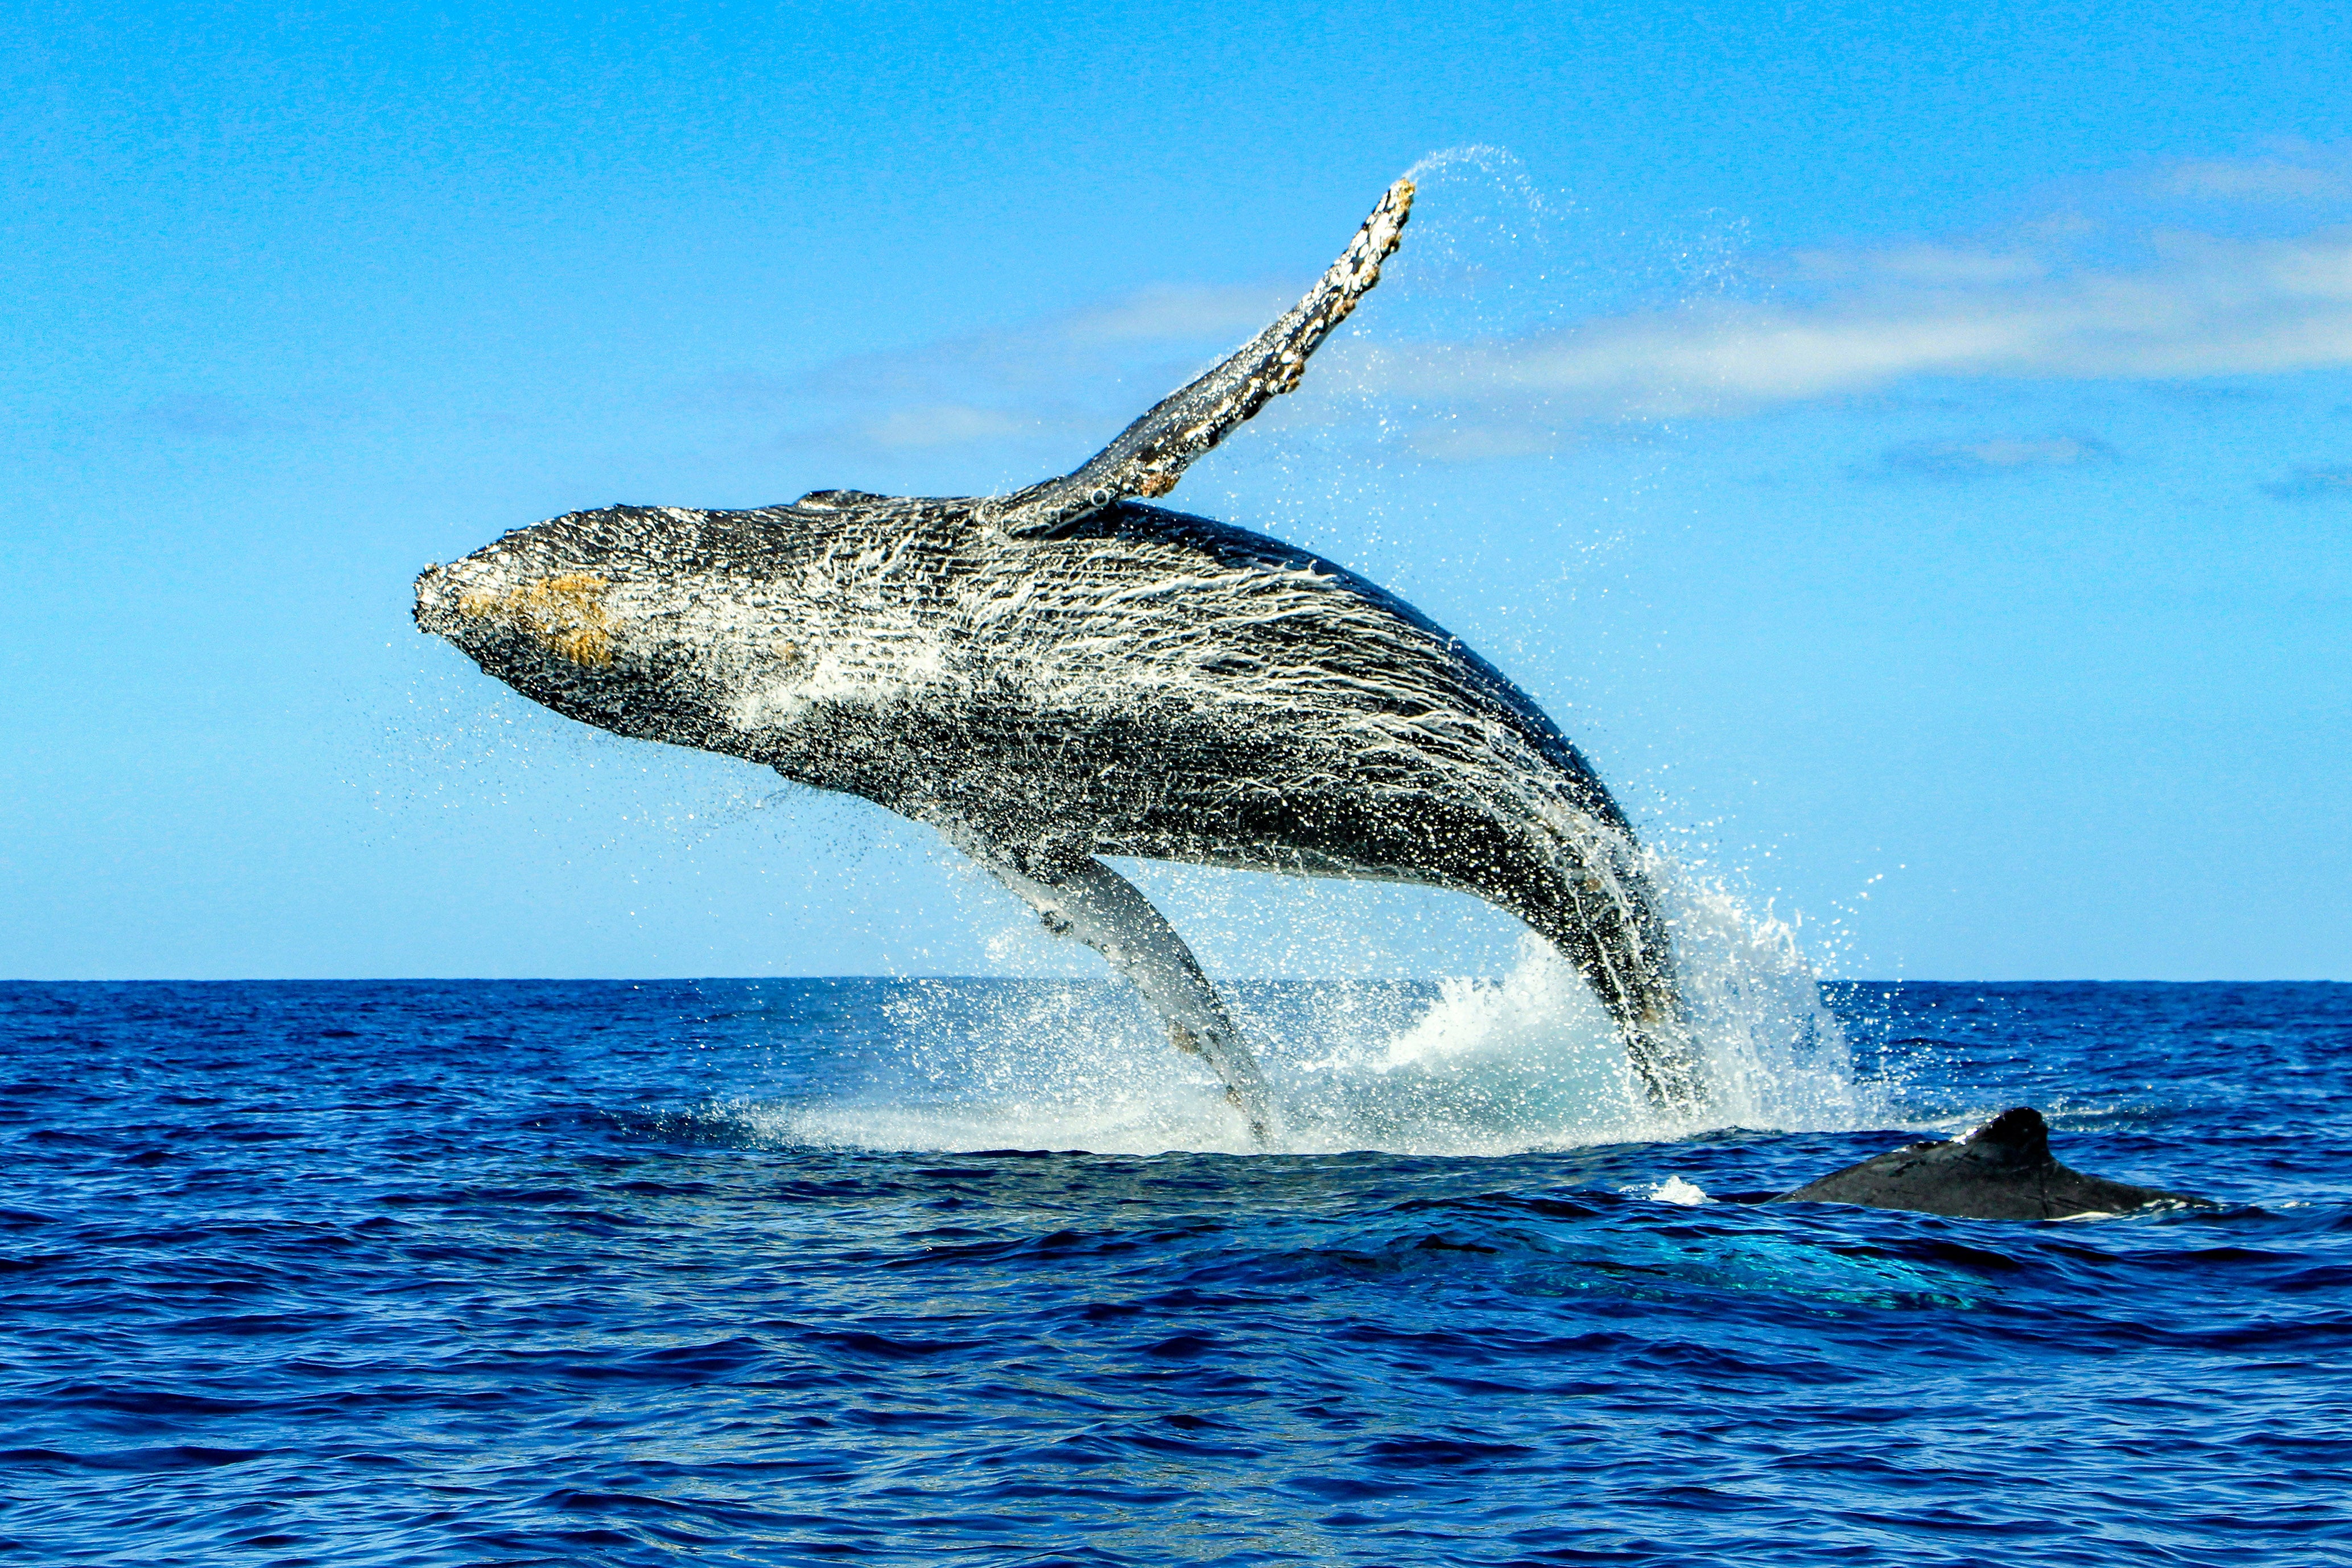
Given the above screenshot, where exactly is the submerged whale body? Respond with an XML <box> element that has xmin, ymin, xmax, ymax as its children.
<box><xmin>414</xmin><ymin>178</ymin><xmax>1699</xmax><ymax>1140</ymax></box>
<box><xmin>1773</xmin><ymin>1108</ymin><xmax>2205</xmax><ymax>1220</ymax></box>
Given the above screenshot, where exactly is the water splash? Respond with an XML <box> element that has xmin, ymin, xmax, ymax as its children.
<box><xmin>1655</xmin><ymin>859</ymin><xmax>1874</xmax><ymax>1134</ymax></box>
<box><xmin>1648</xmin><ymin>1176</ymin><xmax>1715</xmax><ymax>1205</ymax></box>
<box><xmin>745</xmin><ymin>857</ymin><xmax>1875</xmax><ymax>1158</ymax></box>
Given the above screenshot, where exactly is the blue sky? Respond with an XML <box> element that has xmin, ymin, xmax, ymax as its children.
<box><xmin>4</xmin><ymin>0</ymin><xmax>2347</xmax><ymax>980</ymax></box>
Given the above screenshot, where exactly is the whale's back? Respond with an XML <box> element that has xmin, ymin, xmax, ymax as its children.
<box><xmin>824</xmin><ymin>501</ymin><xmax>1631</xmax><ymax>902</ymax></box>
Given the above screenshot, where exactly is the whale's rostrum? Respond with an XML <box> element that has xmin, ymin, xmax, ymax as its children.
<box><xmin>414</xmin><ymin>178</ymin><xmax>1702</xmax><ymax>1141</ymax></box>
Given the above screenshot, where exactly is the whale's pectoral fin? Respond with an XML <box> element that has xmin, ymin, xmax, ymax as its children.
<box><xmin>985</xmin><ymin>178</ymin><xmax>1416</xmax><ymax>537</ymax></box>
<box><xmin>964</xmin><ymin>841</ymin><xmax>1278</xmax><ymax>1143</ymax></box>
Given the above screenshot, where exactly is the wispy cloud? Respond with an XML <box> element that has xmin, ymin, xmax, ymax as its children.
<box><xmin>859</xmin><ymin>403</ymin><xmax>1038</xmax><ymax>449</ymax></box>
<box><xmin>2260</xmin><ymin>466</ymin><xmax>2352</xmax><ymax>501</ymax></box>
<box><xmin>1330</xmin><ymin>228</ymin><xmax>2352</xmax><ymax>422</ymax></box>
<box><xmin>1406</xmin><ymin>420</ymin><xmax>1569</xmax><ymax>462</ymax></box>
<box><xmin>2148</xmin><ymin>158</ymin><xmax>2351</xmax><ymax>203</ymax></box>
<box><xmin>1875</xmin><ymin>436</ymin><xmax>2114</xmax><ymax>480</ymax></box>
<box><xmin>130</xmin><ymin>394</ymin><xmax>277</xmax><ymax>439</ymax></box>
<box><xmin>703</xmin><ymin>283</ymin><xmax>1295</xmax><ymax>461</ymax></box>
<box><xmin>1064</xmin><ymin>283</ymin><xmax>1291</xmax><ymax>346</ymax></box>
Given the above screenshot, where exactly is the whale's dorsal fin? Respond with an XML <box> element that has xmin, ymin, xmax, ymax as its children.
<box><xmin>795</xmin><ymin>489</ymin><xmax>894</xmax><ymax>510</ymax></box>
<box><xmin>984</xmin><ymin>177</ymin><xmax>1415</xmax><ymax>537</ymax></box>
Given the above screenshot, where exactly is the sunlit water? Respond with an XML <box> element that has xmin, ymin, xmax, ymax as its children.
<box><xmin>6</xmin><ymin>975</ymin><xmax>2347</xmax><ymax>1565</ymax></box>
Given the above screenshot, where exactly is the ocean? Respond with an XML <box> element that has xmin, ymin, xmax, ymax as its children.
<box><xmin>4</xmin><ymin>975</ymin><xmax>2347</xmax><ymax>1565</ymax></box>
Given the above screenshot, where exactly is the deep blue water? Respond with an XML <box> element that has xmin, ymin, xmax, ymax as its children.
<box><xmin>4</xmin><ymin>979</ymin><xmax>2348</xmax><ymax>1565</ymax></box>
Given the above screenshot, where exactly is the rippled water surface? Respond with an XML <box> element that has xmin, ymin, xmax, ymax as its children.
<box><xmin>5</xmin><ymin>979</ymin><xmax>2347</xmax><ymax>1565</ymax></box>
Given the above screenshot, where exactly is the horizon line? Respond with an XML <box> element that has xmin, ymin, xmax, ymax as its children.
<box><xmin>4</xmin><ymin>975</ymin><xmax>2345</xmax><ymax>987</ymax></box>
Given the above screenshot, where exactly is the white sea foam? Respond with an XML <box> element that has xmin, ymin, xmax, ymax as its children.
<box><xmin>1649</xmin><ymin>1176</ymin><xmax>1715</xmax><ymax>1206</ymax></box>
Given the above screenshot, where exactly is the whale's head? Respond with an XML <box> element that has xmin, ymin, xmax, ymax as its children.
<box><xmin>414</xmin><ymin>505</ymin><xmax>773</xmax><ymax>749</ymax></box>
<box><xmin>415</xmin><ymin>501</ymin><xmax>942</xmax><ymax>765</ymax></box>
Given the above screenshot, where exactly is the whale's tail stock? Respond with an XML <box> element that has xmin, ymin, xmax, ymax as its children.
<box><xmin>1623</xmin><ymin>1002</ymin><xmax>1706</xmax><ymax>1112</ymax></box>
<box><xmin>1504</xmin><ymin>834</ymin><xmax>1707</xmax><ymax>1113</ymax></box>
<box><xmin>1542</xmin><ymin>932</ymin><xmax>1705</xmax><ymax>1113</ymax></box>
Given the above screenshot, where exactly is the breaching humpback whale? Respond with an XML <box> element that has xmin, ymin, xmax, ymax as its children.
<box><xmin>414</xmin><ymin>178</ymin><xmax>1699</xmax><ymax>1140</ymax></box>
<box><xmin>1774</xmin><ymin>1108</ymin><xmax>2205</xmax><ymax>1220</ymax></box>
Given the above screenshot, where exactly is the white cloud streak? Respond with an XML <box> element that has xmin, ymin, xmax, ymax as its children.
<box><xmin>749</xmin><ymin>283</ymin><xmax>1291</xmax><ymax>458</ymax></box>
<box><xmin>2262</xmin><ymin>467</ymin><xmax>2352</xmax><ymax>501</ymax></box>
<box><xmin>1063</xmin><ymin>283</ymin><xmax>1293</xmax><ymax>345</ymax></box>
<box><xmin>2151</xmin><ymin>159</ymin><xmax>2351</xmax><ymax>202</ymax></box>
<box><xmin>1336</xmin><ymin>230</ymin><xmax>2352</xmax><ymax>423</ymax></box>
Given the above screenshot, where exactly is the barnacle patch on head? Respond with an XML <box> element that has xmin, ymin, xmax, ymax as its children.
<box><xmin>457</xmin><ymin>572</ymin><xmax>616</xmax><ymax>667</ymax></box>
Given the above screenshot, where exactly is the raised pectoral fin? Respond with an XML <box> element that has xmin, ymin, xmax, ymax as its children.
<box><xmin>963</xmin><ymin>842</ymin><xmax>1277</xmax><ymax>1143</ymax></box>
<box><xmin>985</xmin><ymin>178</ymin><xmax>1414</xmax><ymax>537</ymax></box>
